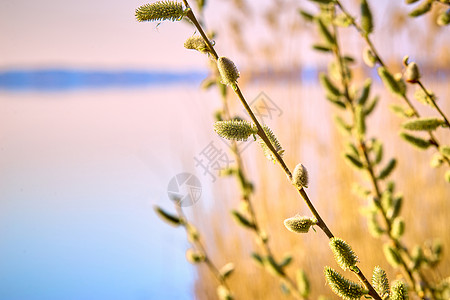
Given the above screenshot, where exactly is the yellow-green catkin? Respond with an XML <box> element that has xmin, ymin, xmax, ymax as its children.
<box><xmin>217</xmin><ymin>57</ymin><xmax>240</xmax><ymax>87</ymax></box>
<box><xmin>214</xmin><ymin>120</ymin><xmax>257</xmax><ymax>141</ymax></box>
<box><xmin>372</xmin><ymin>266</ymin><xmax>390</xmax><ymax>298</ymax></box>
<box><xmin>402</xmin><ymin>117</ymin><xmax>445</xmax><ymax>131</ymax></box>
<box><xmin>390</xmin><ymin>280</ymin><xmax>409</xmax><ymax>300</ymax></box>
<box><xmin>383</xmin><ymin>244</ymin><xmax>402</xmax><ymax>268</ymax></box>
<box><xmin>184</xmin><ymin>36</ymin><xmax>210</xmax><ymax>53</ymax></box>
<box><xmin>258</xmin><ymin>125</ymin><xmax>284</xmax><ymax>163</ymax></box>
<box><xmin>329</xmin><ymin>237</ymin><xmax>359</xmax><ymax>270</ymax></box>
<box><xmin>296</xmin><ymin>269</ymin><xmax>310</xmax><ymax>298</ymax></box>
<box><xmin>217</xmin><ymin>285</ymin><xmax>233</xmax><ymax>300</ymax></box>
<box><xmin>292</xmin><ymin>163</ymin><xmax>309</xmax><ymax>188</ymax></box>
<box><xmin>324</xmin><ymin>266</ymin><xmax>368</xmax><ymax>300</ymax></box>
<box><xmin>135</xmin><ymin>1</ymin><xmax>186</xmax><ymax>22</ymax></box>
<box><xmin>284</xmin><ymin>216</ymin><xmax>317</xmax><ymax>233</ymax></box>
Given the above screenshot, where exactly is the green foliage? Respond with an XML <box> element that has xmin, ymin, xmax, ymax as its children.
<box><xmin>378</xmin><ymin>158</ymin><xmax>397</xmax><ymax>180</ymax></box>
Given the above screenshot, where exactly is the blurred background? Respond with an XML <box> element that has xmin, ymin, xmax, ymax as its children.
<box><xmin>0</xmin><ymin>0</ymin><xmax>449</xmax><ymax>299</ymax></box>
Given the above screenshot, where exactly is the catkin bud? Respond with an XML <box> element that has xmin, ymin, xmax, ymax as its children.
<box><xmin>360</xmin><ymin>0</ymin><xmax>373</xmax><ymax>35</ymax></box>
<box><xmin>390</xmin><ymin>280</ymin><xmax>409</xmax><ymax>300</ymax></box>
<box><xmin>214</xmin><ymin>120</ymin><xmax>257</xmax><ymax>141</ymax></box>
<box><xmin>372</xmin><ymin>266</ymin><xmax>390</xmax><ymax>298</ymax></box>
<box><xmin>186</xmin><ymin>248</ymin><xmax>205</xmax><ymax>263</ymax></box>
<box><xmin>184</xmin><ymin>36</ymin><xmax>210</xmax><ymax>53</ymax></box>
<box><xmin>437</xmin><ymin>9</ymin><xmax>450</xmax><ymax>26</ymax></box>
<box><xmin>324</xmin><ymin>266</ymin><xmax>368</xmax><ymax>300</ymax></box>
<box><xmin>292</xmin><ymin>163</ymin><xmax>309</xmax><ymax>188</ymax></box>
<box><xmin>391</xmin><ymin>217</ymin><xmax>405</xmax><ymax>238</ymax></box>
<box><xmin>404</xmin><ymin>62</ymin><xmax>421</xmax><ymax>83</ymax></box>
<box><xmin>363</xmin><ymin>47</ymin><xmax>377</xmax><ymax>67</ymax></box>
<box><xmin>329</xmin><ymin>237</ymin><xmax>359</xmax><ymax>270</ymax></box>
<box><xmin>284</xmin><ymin>216</ymin><xmax>317</xmax><ymax>233</ymax></box>
<box><xmin>135</xmin><ymin>1</ymin><xmax>186</xmax><ymax>22</ymax></box>
<box><xmin>217</xmin><ymin>57</ymin><xmax>240</xmax><ymax>87</ymax></box>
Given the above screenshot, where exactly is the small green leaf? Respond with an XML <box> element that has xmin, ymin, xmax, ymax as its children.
<box><xmin>299</xmin><ymin>9</ymin><xmax>315</xmax><ymax>22</ymax></box>
<box><xmin>409</xmin><ymin>0</ymin><xmax>432</xmax><ymax>17</ymax></box>
<box><xmin>296</xmin><ymin>269</ymin><xmax>310</xmax><ymax>298</ymax></box>
<box><xmin>231</xmin><ymin>210</ymin><xmax>255</xmax><ymax>229</ymax></box>
<box><xmin>251</xmin><ymin>252</ymin><xmax>264</xmax><ymax>266</ymax></box>
<box><xmin>378</xmin><ymin>67</ymin><xmax>404</xmax><ymax>96</ymax></box>
<box><xmin>355</xmin><ymin>105</ymin><xmax>366</xmax><ymax>136</ymax></box>
<box><xmin>400</xmin><ymin>132</ymin><xmax>431</xmax><ymax>149</ymax></box>
<box><xmin>390</xmin><ymin>104</ymin><xmax>415</xmax><ymax>118</ymax></box>
<box><xmin>402</xmin><ymin>117</ymin><xmax>445</xmax><ymax>131</ymax></box>
<box><xmin>378</xmin><ymin>158</ymin><xmax>397</xmax><ymax>180</ymax></box>
<box><xmin>312</xmin><ymin>44</ymin><xmax>333</xmax><ymax>52</ymax></box>
<box><xmin>344</xmin><ymin>153</ymin><xmax>364</xmax><ymax>169</ymax></box>
<box><xmin>320</xmin><ymin>73</ymin><xmax>341</xmax><ymax>96</ymax></box>
<box><xmin>154</xmin><ymin>206</ymin><xmax>181</xmax><ymax>226</ymax></box>
<box><xmin>316</xmin><ymin>18</ymin><xmax>335</xmax><ymax>45</ymax></box>
<box><xmin>360</xmin><ymin>0</ymin><xmax>373</xmax><ymax>35</ymax></box>
<box><xmin>364</xmin><ymin>95</ymin><xmax>379</xmax><ymax>116</ymax></box>
<box><xmin>357</xmin><ymin>79</ymin><xmax>372</xmax><ymax>105</ymax></box>
<box><xmin>372</xmin><ymin>140</ymin><xmax>383</xmax><ymax>164</ymax></box>
<box><xmin>335</xmin><ymin>115</ymin><xmax>353</xmax><ymax>135</ymax></box>
<box><xmin>279</xmin><ymin>254</ymin><xmax>293</xmax><ymax>268</ymax></box>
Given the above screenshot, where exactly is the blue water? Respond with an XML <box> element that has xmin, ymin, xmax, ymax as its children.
<box><xmin>0</xmin><ymin>69</ymin><xmax>208</xmax><ymax>91</ymax></box>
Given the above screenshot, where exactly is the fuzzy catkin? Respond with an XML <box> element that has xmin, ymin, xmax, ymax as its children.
<box><xmin>135</xmin><ymin>1</ymin><xmax>185</xmax><ymax>22</ymax></box>
<box><xmin>217</xmin><ymin>57</ymin><xmax>240</xmax><ymax>86</ymax></box>
<box><xmin>292</xmin><ymin>163</ymin><xmax>309</xmax><ymax>188</ymax></box>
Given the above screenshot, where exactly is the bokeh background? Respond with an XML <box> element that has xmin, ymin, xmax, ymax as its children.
<box><xmin>1</xmin><ymin>0</ymin><xmax>449</xmax><ymax>299</ymax></box>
